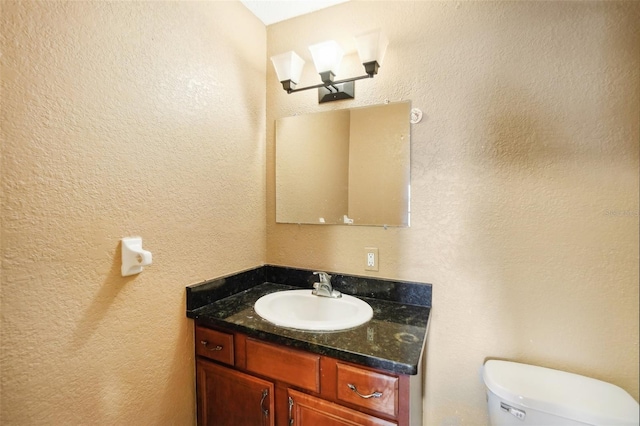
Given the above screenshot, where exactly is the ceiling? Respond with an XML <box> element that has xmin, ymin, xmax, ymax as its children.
<box><xmin>240</xmin><ymin>0</ymin><xmax>349</xmax><ymax>26</ymax></box>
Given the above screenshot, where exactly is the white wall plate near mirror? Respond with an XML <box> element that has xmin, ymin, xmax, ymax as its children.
<box><xmin>276</xmin><ymin>101</ymin><xmax>411</xmax><ymax>227</ymax></box>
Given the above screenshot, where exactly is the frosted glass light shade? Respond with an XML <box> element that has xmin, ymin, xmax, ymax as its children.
<box><xmin>308</xmin><ymin>40</ymin><xmax>344</xmax><ymax>75</ymax></box>
<box><xmin>355</xmin><ymin>30</ymin><xmax>389</xmax><ymax>66</ymax></box>
<box><xmin>271</xmin><ymin>51</ymin><xmax>305</xmax><ymax>83</ymax></box>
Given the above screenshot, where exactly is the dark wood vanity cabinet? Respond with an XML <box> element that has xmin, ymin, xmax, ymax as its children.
<box><xmin>194</xmin><ymin>323</ymin><xmax>419</xmax><ymax>426</ymax></box>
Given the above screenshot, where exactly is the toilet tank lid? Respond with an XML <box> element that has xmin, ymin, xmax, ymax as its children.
<box><xmin>483</xmin><ymin>360</ymin><xmax>639</xmax><ymax>426</ymax></box>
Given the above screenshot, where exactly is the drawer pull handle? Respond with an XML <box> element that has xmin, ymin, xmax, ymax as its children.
<box><xmin>288</xmin><ymin>396</ymin><xmax>294</xmax><ymax>425</ymax></box>
<box><xmin>260</xmin><ymin>389</ymin><xmax>269</xmax><ymax>417</ymax></box>
<box><xmin>200</xmin><ymin>340</ymin><xmax>223</xmax><ymax>351</ymax></box>
<box><xmin>347</xmin><ymin>383</ymin><xmax>383</xmax><ymax>399</ymax></box>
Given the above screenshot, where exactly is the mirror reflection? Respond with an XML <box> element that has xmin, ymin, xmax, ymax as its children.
<box><xmin>276</xmin><ymin>101</ymin><xmax>410</xmax><ymax>226</ymax></box>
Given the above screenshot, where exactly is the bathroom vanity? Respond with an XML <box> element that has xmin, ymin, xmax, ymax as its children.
<box><xmin>186</xmin><ymin>266</ymin><xmax>432</xmax><ymax>426</ymax></box>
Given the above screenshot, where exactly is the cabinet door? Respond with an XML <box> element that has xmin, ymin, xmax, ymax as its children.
<box><xmin>197</xmin><ymin>358</ymin><xmax>274</xmax><ymax>426</ymax></box>
<box><xmin>288</xmin><ymin>389</ymin><xmax>396</xmax><ymax>426</ymax></box>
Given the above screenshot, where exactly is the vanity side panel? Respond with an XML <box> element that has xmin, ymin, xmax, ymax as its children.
<box><xmin>234</xmin><ymin>332</ymin><xmax>247</xmax><ymax>370</ymax></box>
<box><xmin>320</xmin><ymin>357</ymin><xmax>338</xmax><ymax>401</ymax></box>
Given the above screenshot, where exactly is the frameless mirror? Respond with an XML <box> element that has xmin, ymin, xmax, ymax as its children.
<box><xmin>275</xmin><ymin>101</ymin><xmax>410</xmax><ymax>226</ymax></box>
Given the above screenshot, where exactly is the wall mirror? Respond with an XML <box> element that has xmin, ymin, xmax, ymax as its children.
<box><xmin>275</xmin><ymin>101</ymin><xmax>411</xmax><ymax>226</ymax></box>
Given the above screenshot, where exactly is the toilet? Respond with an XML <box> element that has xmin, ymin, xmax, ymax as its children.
<box><xmin>483</xmin><ymin>360</ymin><xmax>639</xmax><ymax>425</ymax></box>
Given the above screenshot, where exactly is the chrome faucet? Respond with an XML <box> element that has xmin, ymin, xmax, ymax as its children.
<box><xmin>312</xmin><ymin>272</ymin><xmax>342</xmax><ymax>298</ymax></box>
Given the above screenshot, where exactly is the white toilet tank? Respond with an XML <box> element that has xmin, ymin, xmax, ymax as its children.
<box><xmin>483</xmin><ymin>360</ymin><xmax>639</xmax><ymax>426</ymax></box>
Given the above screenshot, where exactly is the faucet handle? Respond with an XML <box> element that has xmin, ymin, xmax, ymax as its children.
<box><xmin>313</xmin><ymin>271</ymin><xmax>331</xmax><ymax>283</ymax></box>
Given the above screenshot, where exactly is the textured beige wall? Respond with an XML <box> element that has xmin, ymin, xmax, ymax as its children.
<box><xmin>1</xmin><ymin>1</ymin><xmax>265</xmax><ymax>424</ymax></box>
<box><xmin>266</xmin><ymin>1</ymin><xmax>639</xmax><ymax>424</ymax></box>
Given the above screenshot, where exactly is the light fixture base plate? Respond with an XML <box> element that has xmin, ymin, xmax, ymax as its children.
<box><xmin>318</xmin><ymin>81</ymin><xmax>355</xmax><ymax>103</ymax></box>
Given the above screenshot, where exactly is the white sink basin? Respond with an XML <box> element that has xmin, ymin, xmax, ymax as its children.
<box><xmin>254</xmin><ymin>289</ymin><xmax>373</xmax><ymax>331</ymax></box>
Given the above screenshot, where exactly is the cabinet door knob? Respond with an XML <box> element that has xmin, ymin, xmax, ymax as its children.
<box><xmin>347</xmin><ymin>383</ymin><xmax>383</xmax><ymax>399</ymax></box>
<box><xmin>200</xmin><ymin>340</ymin><xmax>223</xmax><ymax>351</ymax></box>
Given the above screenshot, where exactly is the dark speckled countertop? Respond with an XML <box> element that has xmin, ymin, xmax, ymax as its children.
<box><xmin>186</xmin><ymin>265</ymin><xmax>432</xmax><ymax>375</ymax></box>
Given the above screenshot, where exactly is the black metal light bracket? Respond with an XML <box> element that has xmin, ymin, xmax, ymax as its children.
<box><xmin>279</xmin><ymin>61</ymin><xmax>381</xmax><ymax>103</ymax></box>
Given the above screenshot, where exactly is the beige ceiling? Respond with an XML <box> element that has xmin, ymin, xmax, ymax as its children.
<box><xmin>240</xmin><ymin>0</ymin><xmax>349</xmax><ymax>25</ymax></box>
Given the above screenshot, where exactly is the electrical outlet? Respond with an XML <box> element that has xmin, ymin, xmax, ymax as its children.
<box><xmin>364</xmin><ymin>247</ymin><xmax>379</xmax><ymax>271</ymax></box>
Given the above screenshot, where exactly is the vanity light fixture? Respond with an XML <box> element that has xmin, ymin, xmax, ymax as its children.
<box><xmin>270</xmin><ymin>29</ymin><xmax>388</xmax><ymax>103</ymax></box>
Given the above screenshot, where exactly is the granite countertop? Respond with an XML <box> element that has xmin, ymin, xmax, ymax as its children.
<box><xmin>186</xmin><ymin>266</ymin><xmax>432</xmax><ymax>375</ymax></box>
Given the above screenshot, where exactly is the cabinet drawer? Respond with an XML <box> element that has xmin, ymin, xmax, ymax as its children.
<box><xmin>336</xmin><ymin>363</ymin><xmax>398</xmax><ymax>418</ymax></box>
<box><xmin>195</xmin><ymin>326</ymin><xmax>234</xmax><ymax>365</ymax></box>
<box><xmin>245</xmin><ymin>339</ymin><xmax>320</xmax><ymax>393</ymax></box>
